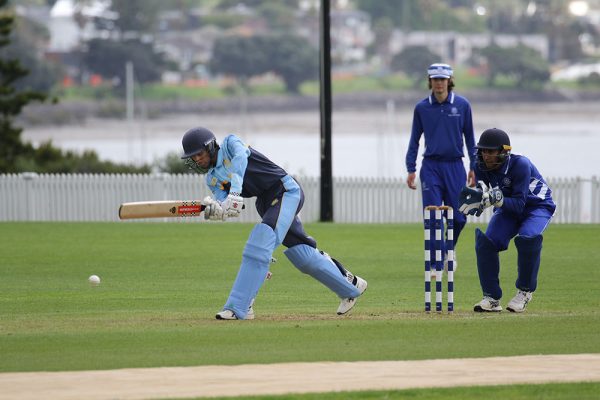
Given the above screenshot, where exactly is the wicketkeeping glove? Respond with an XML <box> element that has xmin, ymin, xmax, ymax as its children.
<box><xmin>481</xmin><ymin>185</ymin><xmax>504</xmax><ymax>209</ymax></box>
<box><xmin>477</xmin><ymin>181</ymin><xmax>503</xmax><ymax>210</ymax></box>
<box><xmin>221</xmin><ymin>192</ymin><xmax>244</xmax><ymax>218</ymax></box>
<box><xmin>458</xmin><ymin>186</ymin><xmax>484</xmax><ymax>216</ymax></box>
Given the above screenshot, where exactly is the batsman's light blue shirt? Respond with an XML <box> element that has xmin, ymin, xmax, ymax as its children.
<box><xmin>406</xmin><ymin>91</ymin><xmax>476</xmax><ymax>173</ymax></box>
<box><xmin>205</xmin><ymin>135</ymin><xmax>249</xmax><ymax>201</ymax></box>
<box><xmin>205</xmin><ymin>134</ymin><xmax>287</xmax><ymax>202</ymax></box>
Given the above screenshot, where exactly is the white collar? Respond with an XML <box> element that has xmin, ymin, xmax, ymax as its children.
<box><xmin>429</xmin><ymin>91</ymin><xmax>454</xmax><ymax>104</ymax></box>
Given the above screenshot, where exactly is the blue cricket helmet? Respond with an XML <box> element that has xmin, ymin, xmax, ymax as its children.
<box><xmin>475</xmin><ymin>128</ymin><xmax>512</xmax><ymax>171</ymax></box>
<box><xmin>476</xmin><ymin>128</ymin><xmax>511</xmax><ymax>151</ymax></box>
<box><xmin>181</xmin><ymin>126</ymin><xmax>219</xmax><ymax>174</ymax></box>
<box><xmin>181</xmin><ymin>127</ymin><xmax>218</xmax><ymax>158</ymax></box>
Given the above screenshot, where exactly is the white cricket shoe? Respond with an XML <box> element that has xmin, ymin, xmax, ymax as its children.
<box><xmin>473</xmin><ymin>296</ymin><xmax>502</xmax><ymax>312</ymax></box>
<box><xmin>215</xmin><ymin>300</ymin><xmax>255</xmax><ymax>320</ymax></box>
<box><xmin>507</xmin><ymin>290</ymin><xmax>533</xmax><ymax>313</ymax></box>
<box><xmin>215</xmin><ymin>310</ymin><xmax>238</xmax><ymax>320</ymax></box>
<box><xmin>246</xmin><ymin>299</ymin><xmax>255</xmax><ymax>320</ymax></box>
<box><xmin>337</xmin><ymin>276</ymin><xmax>368</xmax><ymax>315</ymax></box>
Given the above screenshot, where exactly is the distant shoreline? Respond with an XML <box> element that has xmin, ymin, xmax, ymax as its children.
<box><xmin>21</xmin><ymin>88</ymin><xmax>600</xmax><ymax>127</ymax></box>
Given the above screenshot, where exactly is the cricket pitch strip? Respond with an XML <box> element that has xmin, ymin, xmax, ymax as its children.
<box><xmin>1</xmin><ymin>353</ymin><xmax>599</xmax><ymax>400</ymax></box>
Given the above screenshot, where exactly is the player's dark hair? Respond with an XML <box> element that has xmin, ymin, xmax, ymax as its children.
<box><xmin>428</xmin><ymin>77</ymin><xmax>455</xmax><ymax>91</ymax></box>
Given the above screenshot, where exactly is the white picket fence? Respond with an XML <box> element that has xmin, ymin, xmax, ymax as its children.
<box><xmin>0</xmin><ymin>173</ymin><xmax>598</xmax><ymax>223</ymax></box>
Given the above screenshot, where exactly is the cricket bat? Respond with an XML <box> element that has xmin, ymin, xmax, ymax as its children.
<box><xmin>118</xmin><ymin>200</ymin><xmax>206</xmax><ymax>220</ymax></box>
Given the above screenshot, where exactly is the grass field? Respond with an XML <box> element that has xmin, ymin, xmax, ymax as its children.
<box><xmin>205</xmin><ymin>382</ymin><xmax>600</xmax><ymax>400</ymax></box>
<box><xmin>1</xmin><ymin>222</ymin><xmax>599</xmax><ymax>398</ymax></box>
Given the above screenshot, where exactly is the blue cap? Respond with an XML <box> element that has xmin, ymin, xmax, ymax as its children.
<box><xmin>428</xmin><ymin>63</ymin><xmax>453</xmax><ymax>79</ymax></box>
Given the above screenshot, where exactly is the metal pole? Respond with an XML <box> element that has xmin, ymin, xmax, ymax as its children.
<box><xmin>319</xmin><ymin>0</ymin><xmax>333</xmax><ymax>221</ymax></box>
<box><xmin>126</xmin><ymin>61</ymin><xmax>134</xmax><ymax>161</ymax></box>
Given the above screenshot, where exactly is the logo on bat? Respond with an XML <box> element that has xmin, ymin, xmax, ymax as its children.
<box><xmin>178</xmin><ymin>205</ymin><xmax>202</xmax><ymax>215</ymax></box>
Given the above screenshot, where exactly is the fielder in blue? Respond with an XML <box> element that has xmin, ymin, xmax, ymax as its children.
<box><xmin>459</xmin><ymin>128</ymin><xmax>556</xmax><ymax>313</ymax></box>
<box><xmin>181</xmin><ymin>127</ymin><xmax>367</xmax><ymax>320</ymax></box>
<box><xmin>405</xmin><ymin>63</ymin><xmax>476</xmax><ymax>274</ymax></box>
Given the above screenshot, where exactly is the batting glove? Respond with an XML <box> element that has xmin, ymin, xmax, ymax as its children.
<box><xmin>203</xmin><ymin>196</ymin><xmax>225</xmax><ymax>221</ymax></box>
<box><xmin>222</xmin><ymin>192</ymin><xmax>244</xmax><ymax>218</ymax></box>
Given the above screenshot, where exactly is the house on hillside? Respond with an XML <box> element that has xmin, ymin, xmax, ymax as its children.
<box><xmin>330</xmin><ymin>9</ymin><xmax>373</xmax><ymax>63</ymax></box>
<box><xmin>155</xmin><ymin>25</ymin><xmax>222</xmax><ymax>82</ymax></box>
<box><xmin>296</xmin><ymin>7</ymin><xmax>374</xmax><ymax>67</ymax></box>
<box><xmin>389</xmin><ymin>31</ymin><xmax>549</xmax><ymax>66</ymax></box>
<box><xmin>46</xmin><ymin>0</ymin><xmax>117</xmax><ymax>53</ymax></box>
<box><xmin>15</xmin><ymin>0</ymin><xmax>117</xmax><ymax>85</ymax></box>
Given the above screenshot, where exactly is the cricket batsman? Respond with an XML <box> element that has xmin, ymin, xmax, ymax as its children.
<box><xmin>181</xmin><ymin>127</ymin><xmax>367</xmax><ymax>320</ymax></box>
<box><xmin>459</xmin><ymin>128</ymin><xmax>556</xmax><ymax>312</ymax></box>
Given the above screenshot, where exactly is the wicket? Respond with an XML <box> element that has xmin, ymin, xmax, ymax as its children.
<box><xmin>424</xmin><ymin>205</ymin><xmax>454</xmax><ymax>312</ymax></box>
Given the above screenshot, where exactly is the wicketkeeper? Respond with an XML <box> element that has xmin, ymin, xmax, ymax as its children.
<box><xmin>459</xmin><ymin>128</ymin><xmax>556</xmax><ymax>312</ymax></box>
<box><xmin>181</xmin><ymin>127</ymin><xmax>367</xmax><ymax>320</ymax></box>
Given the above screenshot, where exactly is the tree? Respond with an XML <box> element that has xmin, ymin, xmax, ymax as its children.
<box><xmin>0</xmin><ymin>0</ymin><xmax>46</xmax><ymax>173</ymax></box>
<box><xmin>0</xmin><ymin>0</ymin><xmax>149</xmax><ymax>173</ymax></box>
<box><xmin>479</xmin><ymin>44</ymin><xmax>550</xmax><ymax>88</ymax></box>
<box><xmin>356</xmin><ymin>0</ymin><xmax>485</xmax><ymax>33</ymax></box>
<box><xmin>209</xmin><ymin>35</ymin><xmax>270</xmax><ymax>87</ymax></box>
<box><xmin>210</xmin><ymin>34</ymin><xmax>317</xmax><ymax>94</ymax></box>
<box><xmin>157</xmin><ymin>152</ymin><xmax>191</xmax><ymax>174</ymax></box>
<box><xmin>27</xmin><ymin>141</ymin><xmax>150</xmax><ymax>173</ymax></box>
<box><xmin>510</xmin><ymin>0</ymin><xmax>586</xmax><ymax>62</ymax></box>
<box><xmin>82</xmin><ymin>38</ymin><xmax>168</xmax><ymax>88</ymax></box>
<box><xmin>256</xmin><ymin>2</ymin><xmax>297</xmax><ymax>32</ymax></box>
<box><xmin>110</xmin><ymin>0</ymin><xmax>162</xmax><ymax>34</ymax></box>
<box><xmin>268</xmin><ymin>34</ymin><xmax>317</xmax><ymax>94</ymax></box>
<box><xmin>371</xmin><ymin>17</ymin><xmax>394</xmax><ymax>71</ymax></box>
<box><xmin>355</xmin><ymin>0</ymin><xmax>413</xmax><ymax>29</ymax></box>
<box><xmin>216</xmin><ymin>0</ymin><xmax>298</xmax><ymax>10</ymax></box>
<box><xmin>391</xmin><ymin>46</ymin><xmax>440</xmax><ymax>87</ymax></box>
<box><xmin>4</xmin><ymin>14</ymin><xmax>62</xmax><ymax>92</ymax></box>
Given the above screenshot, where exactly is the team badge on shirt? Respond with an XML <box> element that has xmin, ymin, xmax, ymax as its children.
<box><xmin>220</xmin><ymin>180</ymin><xmax>231</xmax><ymax>191</ymax></box>
<box><xmin>448</xmin><ymin>107</ymin><xmax>460</xmax><ymax>117</ymax></box>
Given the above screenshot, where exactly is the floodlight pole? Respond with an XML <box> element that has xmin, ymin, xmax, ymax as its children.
<box><xmin>319</xmin><ymin>0</ymin><xmax>333</xmax><ymax>222</ymax></box>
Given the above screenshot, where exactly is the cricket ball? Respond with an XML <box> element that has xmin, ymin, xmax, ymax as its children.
<box><xmin>88</xmin><ymin>275</ymin><xmax>101</xmax><ymax>286</ymax></box>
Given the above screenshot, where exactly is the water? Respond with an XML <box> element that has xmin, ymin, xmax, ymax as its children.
<box><xmin>23</xmin><ymin>102</ymin><xmax>600</xmax><ymax>179</ymax></box>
